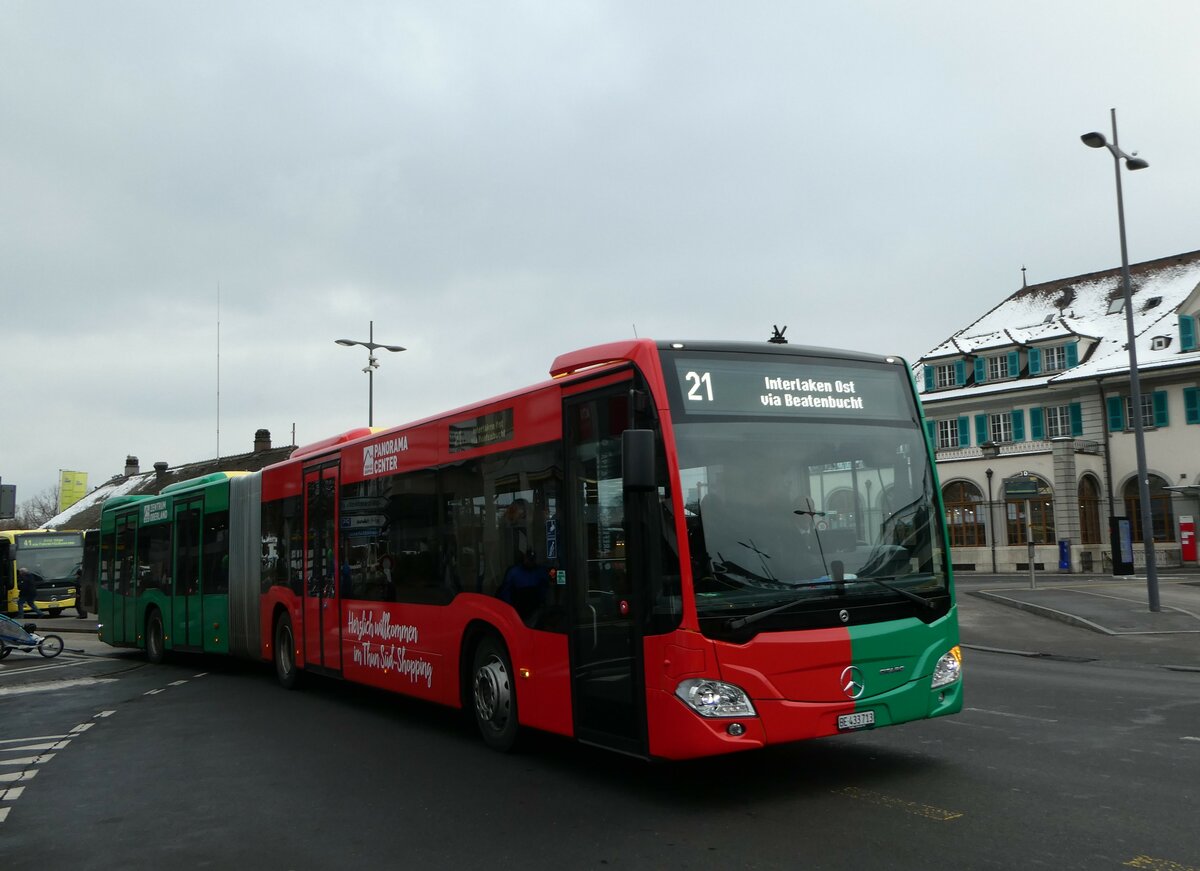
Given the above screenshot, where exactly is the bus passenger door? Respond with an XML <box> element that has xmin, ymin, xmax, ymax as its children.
<box><xmin>302</xmin><ymin>465</ymin><xmax>342</xmax><ymax>673</ymax></box>
<box><xmin>173</xmin><ymin>499</ymin><xmax>203</xmax><ymax>649</ymax></box>
<box><xmin>564</xmin><ymin>383</ymin><xmax>647</xmax><ymax>756</ymax></box>
<box><xmin>111</xmin><ymin>512</ymin><xmax>138</xmax><ymax>646</ymax></box>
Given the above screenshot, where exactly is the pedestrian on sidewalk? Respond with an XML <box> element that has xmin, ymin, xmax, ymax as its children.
<box><xmin>16</xmin><ymin>567</ymin><xmax>45</xmax><ymax>619</ymax></box>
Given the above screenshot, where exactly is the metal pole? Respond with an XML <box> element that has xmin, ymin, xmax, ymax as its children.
<box><xmin>986</xmin><ymin>469</ymin><xmax>996</xmax><ymax>573</ymax></box>
<box><xmin>368</xmin><ymin>320</ymin><xmax>374</xmax><ymax>427</ymax></box>
<box><xmin>1109</xmin><ymin>108</ymin><xmax>1160</xmax><ymax>611</ymax></box>
<box><xmin>1026</xmin><ymin>497</ymin><xmax>1036</xmax><ymax>589</ymax></box>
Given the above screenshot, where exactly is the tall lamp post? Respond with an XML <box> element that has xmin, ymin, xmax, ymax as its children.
<box><xmin>335</xmin><ymin>321</ymin><xmax>405</xmax><ymax>427</ymax></box>
<box><xmin>1081</xmin><ymin>108</ymin><xmax>1160</xmax><ymax>612</ymax></box>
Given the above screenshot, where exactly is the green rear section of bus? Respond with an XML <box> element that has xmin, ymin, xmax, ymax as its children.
<box><xmin>98</xmin><ymin>474</ymin><xmax>241</xmax><ymax>655</ymax></box>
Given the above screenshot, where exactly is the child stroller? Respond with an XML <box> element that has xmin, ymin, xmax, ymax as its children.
<box><xmin>0</xmin><ymin>612</ymin><xmax>64</xmax><ymax>659</ymax></box>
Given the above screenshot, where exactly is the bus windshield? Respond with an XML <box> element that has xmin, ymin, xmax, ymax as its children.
<box><xmin>16</xmin><ymin>534</ymin><xmax>85</xmax><ymax>582</ymax></box>
<box><xmin>664</xmin><ymin>350</ymin><xmax>947</xmax><ymax>636</ymax></box>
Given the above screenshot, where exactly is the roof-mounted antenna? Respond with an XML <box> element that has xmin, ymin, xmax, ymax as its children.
<box><xmin>1021</xmin><ymin>266</ymin><xmax>1028</xmax><ymax>288</ymax></box>
<box><xmin>768</xmin><ymin>325</ymin><xmax>788</xmax><ymax>344</ymax></box>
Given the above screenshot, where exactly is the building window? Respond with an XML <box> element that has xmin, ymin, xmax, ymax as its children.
<box><xmin>1078</xmin><ymin>475</ymin><xmax>1102</xmax><ymax>545</ymax></box>
<box><xmin>934</xmin><ymin>364</ymin><xmax>957</xmax><ymax>389</ymax></box>
<box><xmin>1042</xmin><ymin>345</ymin><xmax>1069</xmax><ymax>372</ymax></box>
<box><xmin>1045</xmin><ymin>405</ymin><xmax>1073</xmax><ymax>438</ymax></box>
<box><xmin>943</xmin><ymin>481</ymin><xmax>986</xmax><ymax>548</ymax></box>
<box><xmin>988</xmin><ymin>413</ymin><xmax>1012</xmax><ymax>444</ymax></box>
<box><xmin>986</xmin><ymin>355</ymin><xmax>1009</xmax><ymax>380</ymax></box>
<box><xmin>1123</xmin><ymin>475</ymin><xmax>1176</xmax><ymax>543</ymax></box>
<box><xmin>1006</xmin><ymin>475</ymin><xmax>1056</xmax><ymax>545</ymax></box>
<box><xmin>936</xmin><ymin>419</ymin><xmax>960</xmax><ymax>449</ymax></box>
<box><xmin>1124</xmin><ymin>395</ymin><xmax>1155</xmax><ymax>429</ymax></box>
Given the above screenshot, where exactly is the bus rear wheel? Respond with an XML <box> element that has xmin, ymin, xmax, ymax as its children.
<box><xmin>471</xmin><ymin>635</ymin><xmax>519</xmax><ymax>752</ymax></box>
<box><xmin>145</xmin><ymin>611</ymin><xmax>166</xmax><ymax>665</ymax></box>
<box><xmin>274</xmin><ymin>613</ymin><xmax>300</xmax><ymax>689</ymax></box>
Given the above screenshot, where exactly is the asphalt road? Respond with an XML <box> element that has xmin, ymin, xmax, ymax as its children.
<box><xmin>2</xmin><ymin>632</ymin><xmax>1197</xmax><ymax>870</ymax></box>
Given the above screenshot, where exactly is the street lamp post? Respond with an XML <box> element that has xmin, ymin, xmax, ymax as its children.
<box><xmin>1081</xmin><ymin>108</ymin><xmax>1160</xmax><ymax>612</ymax></box>
<box><xmin>335</xmin><ymin>321</ymin><xmax>405</xmax><ymax>427</ymax></box>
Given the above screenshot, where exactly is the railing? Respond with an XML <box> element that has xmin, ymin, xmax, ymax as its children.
<box><xmin>936</xmin><ymin>438</ymin><xmax>1102</xmax><ymax>462</ymax></box>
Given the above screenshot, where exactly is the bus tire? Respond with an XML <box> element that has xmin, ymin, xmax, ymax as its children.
<box><xmin>274</xmin><ymin>613</ymin><xmax>300</xmax><ymax>689</ymax></box>
<box><xmin>145</xmin><ymin>611</ymin><xmax>166</xmax><ymax>665</ymax></box>
<box><xmin>471</xmin><ymin>634</ymin><xmax>519</xmax><ymax>752</ymax></box>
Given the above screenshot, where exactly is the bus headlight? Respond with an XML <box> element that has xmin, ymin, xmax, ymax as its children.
<box><xmin>931</xmin><ymin>646</ymin><xmax>962</xmax><ymax>689</ymax></box>
<box><xmin>675</xmin><ymin>679</ymin><xmax>757</xmax><ymax>718</ymax></box>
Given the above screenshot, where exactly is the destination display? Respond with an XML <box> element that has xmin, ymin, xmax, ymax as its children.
<box><xmin>449</xmin><ymin>408</ymin><xmax>514</xmax><ymax>453</ymax></box>
<box><xmin>669</xmin><ymin>356</ymin><xmax>912</xmax><ymax>420</ymax></box>
<box><xmin>17</xmin><ymin>533</ymin><xmax>83</xmax><ymax>549</ymax></box>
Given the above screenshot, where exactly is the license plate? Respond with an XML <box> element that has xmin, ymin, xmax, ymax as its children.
<box><xmin>838</xmin><ymin>710</ymin><xmax>875</xmax><ymax>731</ymax></box>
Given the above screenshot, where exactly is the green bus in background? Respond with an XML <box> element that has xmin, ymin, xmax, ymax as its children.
<box><xmin>97</xmin><ymin>471</ymin><xmax>258</xmax><ymax>662</ymax></box>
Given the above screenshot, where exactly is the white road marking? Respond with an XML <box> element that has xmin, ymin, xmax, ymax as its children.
<box><xmin>965</xmin><ymin>706</ymin><xmax>1059</xmax><ymax>724</ymax></box>
<box><xmin>0</xmin><ymin>677</ymin><xmax>117</xmax><ymax>697</ymax></box>
<box><xmin>0</xmin><ymin>771</ymin><xmax>37</xmax><ymax>784</ymax></box>
<box><xmin>0</xmin><ymin>754</ymin><xmax>55</xmax><ymax>767</ymax></box>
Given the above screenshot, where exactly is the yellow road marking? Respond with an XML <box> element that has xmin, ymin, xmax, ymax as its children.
<box><xmin>833</xmin><ymin>787</ymin><xmax>963</xmax><ymax>821</ymax></box>
<box><xmin>1125</xmin><ymin>857</ymin><xmax>1198</xmax><ymax>871</ymax></box>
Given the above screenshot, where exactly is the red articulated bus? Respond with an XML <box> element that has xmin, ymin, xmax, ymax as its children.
<box><xmin>102</xmin><ymin>339</ymin><xmax>963</xmax><ymax>760</ymax></box>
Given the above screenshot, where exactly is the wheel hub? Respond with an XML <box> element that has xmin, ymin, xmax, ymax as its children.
<box><xmin>474</xmin><ymin>657</ymin><xmax>511</xmax><ymax>726</ymax></box>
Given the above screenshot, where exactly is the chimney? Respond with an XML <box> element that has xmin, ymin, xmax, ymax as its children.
<box><xmin>154</xmin><ymin>461</ymin><xmax>169</xmax><ymax>482</ymax></box>
<box><xmin>254</xmin><ymin>428</ymin><xmax>272</xmax><ymax>452</ymax></box>
<box><xmin>124</xmin><ymin>455</ymin><xmax>140</xmax><ymax>476</ymax></box>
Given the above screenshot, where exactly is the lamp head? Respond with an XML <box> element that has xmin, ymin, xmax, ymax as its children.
<box><xmin>1080</xmin><ymin>131</ymin><xmax>1107</xmax><ymax>149</ymax></box>
<box><xmin>335</xmin><ymin>339</ymin><xmax>357</xmax><ymax>347</ymax></box>
<box><xmin>380</xmin><ymin>344</ymin><xmax>407</xmax><ymax>353</ymax></box>
<box><xmin>1126</xmin><ymin>156</ymin><xmax>1149</xmax><ymax>171</ymax></box>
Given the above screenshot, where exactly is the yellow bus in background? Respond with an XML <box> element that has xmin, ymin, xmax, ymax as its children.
<box><xmin>0</xmin><ymin>530</ymin><xmax>83</xmax><ymax>616</ymax></box>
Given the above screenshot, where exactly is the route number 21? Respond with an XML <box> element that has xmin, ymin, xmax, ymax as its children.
<box><xmin>685</xmin><ymin>371</ymin><xmax>714</xmax><ymax>402</ymax></box>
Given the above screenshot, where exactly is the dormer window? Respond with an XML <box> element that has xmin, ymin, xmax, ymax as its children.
<box><xmin>1143</xmin><ymin>296</ymin><xmax>1162</xmax><ymax>311</ymax></box>
<box><xmin>1151</xmin><ymin>336</ymin><xmax>1172</xmax><ymax>351</ymax></box>
<box><xmin>934</xmin><ymin>363</ymin><xmax>958</xmax><ymax>389</ymax></box>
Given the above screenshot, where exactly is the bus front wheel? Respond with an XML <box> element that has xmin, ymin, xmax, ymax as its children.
<box><xmin>471</xmin><ymin>635</ymin><xmax>519</xmax><ymax>752</ymax></box>
<box><xmin>274</xmin><ymin>613</ymin><xmax>300</xmax><ymax>689</ymax></box>
<box><xmin>145</xmin><ymin>611</ymin><xmax>166</xmax><ymax>665</ymax></box>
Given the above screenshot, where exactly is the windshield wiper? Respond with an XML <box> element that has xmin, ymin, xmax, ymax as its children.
<box><xmin>855</xmin><ymin>575</ymin><xmax>936</xmax><ymax>609</ymax></box>
<box><xmin>725</xmin><ymin>589</ymin><xmax>822</xmax><ymax>630</ymax></box>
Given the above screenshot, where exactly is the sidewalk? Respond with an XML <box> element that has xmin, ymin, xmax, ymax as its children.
<box><xmin>955</xmin><ymin>569</ymin><xmax>1200</xmax><ymax>671</ymax></box>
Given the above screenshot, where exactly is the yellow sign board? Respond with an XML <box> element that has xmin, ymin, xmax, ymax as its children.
<box><xmin>58</xmin><ymin>470</ymin><xmax>89</xmax><ymax>513</ymax></box>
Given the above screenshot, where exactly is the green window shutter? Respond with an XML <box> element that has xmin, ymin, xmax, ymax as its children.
<box><xmin>974</xmin><ymin>358</ymin><xmax>987</xmax><ymax>383</ymax></box>
<box><xmin>1181</xmin><ymin>315</ymin><xmax>1198</xmax><ymax>352</ymax></box>
<box><xmin>1070</xmin><ymin>402</ymin><xmax>1084</xmax><ymax>436</ymax></box>
<box><xmin>958</xmin><ymin>416</ymin><xmax>971</xmax><ymax>446</ymax></box>
<box><xmin>1153</xmin><ymin>390</ymin><xmax>1169</xmax><ymax>427</ymax></box>
<box><xmin>1029</xmin><ymin>407</ymin><xmax>1044</xmax><ymax>440</ymax></box>
<box><xmin>1029</xmin><ymin>348</ymin><xmax>1042</xmax><ymax>375</ymax></box>
<box><xmin>1106</xmin><ymin>395</ymin><xmax>1125</xmax><ymax>431</ymax></box>
<box><xmin>1184</xmin><ymin>388</ymin><xmax>1200</xmax><ymax>424</ymax></box>
<box><xmin>925</xmin><ymin>420</ymin><xmax>935</xmax><ymax>442</ymax></box>
<box><xmin>1007</xmin><ymin>351</ymin><xmax>1020</xmax><ymax>377</ymax></box>
<box><xmin>954</xmin><ymin>360</ymin><xmax>966</xmax><ymax>386</ymax></box>
<box><xmin>923</xmin><ymin>366</ymin><xmax>935</xmax><ymax>392</ymax></box>
<box><xmin>975</xmin><ymin>414</ymin><xmax>988</xmax><ymax>444</ymax></box>
<box><xmin>1011</xmin><ymin>409</ymin><xmax>1026</xmax><ymax>442</ymax></box>
<box><xmin>1065</xmin><ymin>341</ymin><xmax>1079</xmax><ymax>368</ymax></box>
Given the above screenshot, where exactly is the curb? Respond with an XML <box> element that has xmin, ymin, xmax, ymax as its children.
<box><xmin>970</xmin><ymin>590</ymin><xmax>1116</xmax><ymax>635</ymax></box>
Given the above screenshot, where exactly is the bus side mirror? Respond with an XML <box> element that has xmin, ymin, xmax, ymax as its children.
<box><xmin>622</xmin><ymin>429</ymin><xmax>656</xmax><ymax>492</ymax></box>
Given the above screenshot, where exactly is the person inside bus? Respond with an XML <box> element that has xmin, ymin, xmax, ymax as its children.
<box><xmin>497</xmin><ymin>548</ymin><xmax>549</xmax><ymax>624</ymax></box>
<box><xmin>17</xmin><ymin>567</ymin><xmax>45</xmax><ymax>618</ymax></box>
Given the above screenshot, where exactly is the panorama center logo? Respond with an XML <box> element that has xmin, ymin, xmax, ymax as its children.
<box><xmin>362</xmin><ymin>435</ymin><xmax>408</xmax><ymax>477</ymax></box>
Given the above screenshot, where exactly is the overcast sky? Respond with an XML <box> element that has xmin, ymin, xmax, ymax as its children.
<box><xmin>4</xmin><ymin>1</ymin><xmax>1200</xmax><ymax>505</ymax></box>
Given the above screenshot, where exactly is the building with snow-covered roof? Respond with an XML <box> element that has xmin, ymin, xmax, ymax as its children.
<box><xmin>915</xmin><ymin>249</ymin><xmax>1200</xmax><ymax>574</ymax></box>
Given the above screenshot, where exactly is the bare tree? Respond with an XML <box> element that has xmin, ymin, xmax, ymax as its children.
<box><xmin>15</xmin><ymin>486</ymin><xmax>61</xmax><ymax>528</ymax></box>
